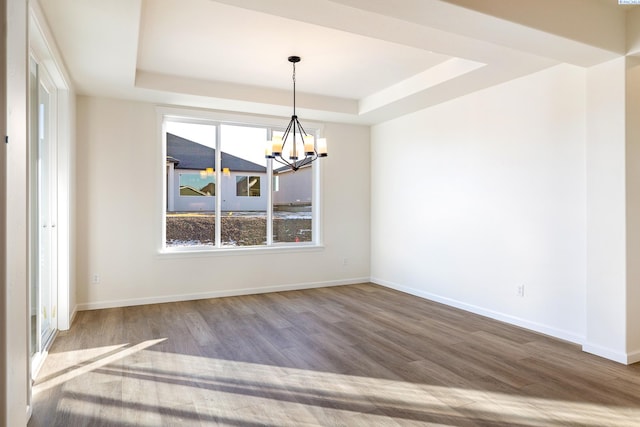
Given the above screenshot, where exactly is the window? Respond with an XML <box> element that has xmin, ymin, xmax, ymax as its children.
<box><xmin>236</xmin><ymin>176</ymin><xmax>260</xmax><ymax>197</ymax></box>
<box><xmin>273</xmin><ymin>165</ymin><xmax>312</xmax><ymax>243</ymax></box>
<box><xmin>163</xmin><ymin>115</ymin><xmax>320</xmax><ymax>250</ymax></box>
<box><xmin>180</xmin><ymin>172</ymin><xmax>214</xmax><ymax>196</ymax></box>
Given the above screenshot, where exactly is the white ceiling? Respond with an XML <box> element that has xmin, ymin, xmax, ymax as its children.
<box><xmin>37</xmin><ymin>0</ymin><xmax>634</xmax><ymax>124</ymax></box>
<box><xmin>138</xmin><ymin>0</ymin><xmax>451</xmax><ymax>99</ymax></box>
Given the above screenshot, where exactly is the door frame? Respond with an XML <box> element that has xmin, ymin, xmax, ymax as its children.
<box><xmin>27</xmin><ymin>1</ymin><xmax>74</xmax><ymax>416</ymax></box>
<box><xmin>29</xmin><ymin>54</ymin><xmax>59</xmax><ymax>375</ymax></box>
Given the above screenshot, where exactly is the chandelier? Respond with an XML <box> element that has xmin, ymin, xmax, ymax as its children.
<box><xmin>266</xmin><ymin>56</ymin><xmax>327</xmax><ymax>171</ymax></box>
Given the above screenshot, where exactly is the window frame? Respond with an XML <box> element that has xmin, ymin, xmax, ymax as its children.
<box><xmin>158</xmin><ymin>107</ymin><xmax>324</xmax><ymax>254</ymax></box>
<box><xmin>235</xmin><ymin>175</ymin><xmax>261</xmax><ymax>197</ymax></box>
<box><xmin>179</xmin><ymin>171</ymin><xmax>215</xmax><ymax>197</ymax></box>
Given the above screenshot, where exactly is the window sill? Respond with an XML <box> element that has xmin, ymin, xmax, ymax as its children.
<box><xmin>156</xmin><ymin>243</ymin><xmax>325</xmax><ymax>259</ymax></box>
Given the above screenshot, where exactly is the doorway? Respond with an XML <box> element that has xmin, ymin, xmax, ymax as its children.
<box><xmin>29</xmin><ymin>55</ymin><xmax>58</xmax><ymax>373</ymax></box>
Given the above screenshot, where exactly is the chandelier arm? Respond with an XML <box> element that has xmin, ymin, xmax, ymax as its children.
<box><xmin>297</xmin><ymin>157</ymin><xmax>312</xmax><ymax>169</ymax></box>
<box><xmin>273</xmin><ymin>155</ymin><xmax>297</xmax><ymax>172</ymax></box>
<box><xmin>294</xmin><ymin>117</ymin><xmax>308</xmax><ymax>136</ymax></box>
<box><xmin>295</xmin><ymin>117</ymin><xmax>310</xmax><ymax>160</ymax></box>
<box><xmin>292</xmin><ymin>118</ymin><xmax>297</xmax><ymax>159</ymax></box>
<box><xmin>279</xmin><ymin>116</ymin><xmax>296</xmax><ymax>158</ymax></box>
<box><xmin>300</xmin><ymin>152</ymin><xmax>317</xmax><ymax>170</ymax></box>
<box><xmin>282</xmin><ymin>116</ymin><xmax>295</xmax><ymax>141</ymax></box>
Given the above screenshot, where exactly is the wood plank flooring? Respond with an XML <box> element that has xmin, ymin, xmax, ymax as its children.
<box><xmin>28</xmin><ymin>283</ymin><xmax>640</xmax><ymax>426</ymax></box>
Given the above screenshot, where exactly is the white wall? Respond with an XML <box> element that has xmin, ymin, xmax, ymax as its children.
<box><xmin>625</xmin><ymin>56</ymin><xmax>640</xmax><ymax>360</ymax></box>
<box><xmin>584</xmin><ymin>58</ymin><xmax>628</xmax><ymax>361</ymax></box>
<box><xmin>75</xmin><ymin>96</ymin><xmax>370</xmax><ymax>309</ymax></box>
<box><xmin>371</xmin><ymin>64</ymin><xmax>587</xmax><ymax>343</ymax></box>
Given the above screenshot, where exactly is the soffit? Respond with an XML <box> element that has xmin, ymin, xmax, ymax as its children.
<box><xmin>38</xmin><ymin>0</ymin><xmax>634</xmax><ymax>125</ymax></box>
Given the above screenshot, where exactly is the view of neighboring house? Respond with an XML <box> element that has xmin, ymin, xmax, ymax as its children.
<box><xmin>167</xmin><ymin>133</ymin><xmax>313</xmax><ymax>213</ymax></box>
<box><xmin>166</xmin><ymin>133</ymin><xmax>267</xmax><ymax>212</ymax></box>
<box><xmin>273</xmin><ymin>162</ymin><xmax>312</xmax><ymax>211</ymax></box>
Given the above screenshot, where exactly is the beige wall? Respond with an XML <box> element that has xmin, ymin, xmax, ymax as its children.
<box><xmin>1</xmin><ymin>0</ymin><xmax>7</xmax><ymax>423</ymax></box>
<box><xmin>4</xmin><ymin>0</ymin><xmax>29</xmax><ymax>424</ymax></box>
<box><xmin>75</xmin><ymin>96</ymin><xmax>370</xmax><ymax>309</ymax></box>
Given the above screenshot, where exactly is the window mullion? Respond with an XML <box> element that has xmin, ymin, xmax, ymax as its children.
<box><xmin>266</xmin><ymin>130</ymin><xmax>273</xmax><ymax>245</ymax></box>
<box><xmin>312</xmin><ymin>130</ymin><xmax>320</xmax><ymax>245</ymax></box>
<box><xmin>215</xmin><ymin>124</ymin><xmax>222</xmax><ymax>248</ymax></box>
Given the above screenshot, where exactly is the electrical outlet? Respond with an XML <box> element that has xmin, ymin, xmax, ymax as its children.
<box><xmin>92</xmin><ymin>274</ymin><xmax>100</xmax><ymax>284</ymax></box>
<box><xmin>516</xmin><ymin>284</ymin><xmax>525</xmax><ymax>297</ymax></box>
<box><xmin>342</xmin><ymin>258</ymin><xmax>348</xmax><ymax>266</ymax></box>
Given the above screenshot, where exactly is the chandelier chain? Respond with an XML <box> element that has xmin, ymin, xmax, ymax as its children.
<box><xmin>292</xmin><ymin>61</ymin><xmax>296</xmax><ymax>115</ymax></box>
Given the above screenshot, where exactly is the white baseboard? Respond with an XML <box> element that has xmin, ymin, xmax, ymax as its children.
<box><xmin>68</xmin><ymin>305</ymin><xmax>78</xmax><ymax>328</ymax></box>
<box><xmin>582</xmin><ymin>344</ymin><xmax>640</xmax><ymax>365</ymax></box>
<box><xmin>76</xmin><ymin>277</ymin><xmax>370</xmax><ymax>311</ymax></box>
<box><xmin>371</xmin><ymin>277</ymin><xmax>585</xmax><ymax>345</ymax></box>
<box><xmin>627</xmin><ymin>349</ymin><xmax>640</xmax><ymax>365</ymax></box>
<box><xmin>582</xmin><ymin>343</ymin><xmax>630</xmax><ymax>365</ymax></box>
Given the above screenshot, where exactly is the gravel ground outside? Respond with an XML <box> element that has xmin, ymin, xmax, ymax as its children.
<box><xmin>166</xmin><ymin>214</ymin><xmax>311</xmax><ymax>246</ymax></box>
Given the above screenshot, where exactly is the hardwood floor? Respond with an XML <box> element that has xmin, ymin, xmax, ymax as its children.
<box><xmin>28</xmin><ymin>283</ymin><xmax>640</xmax><ymax>426</ymax></box>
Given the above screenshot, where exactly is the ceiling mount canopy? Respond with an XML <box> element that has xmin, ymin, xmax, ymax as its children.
<box><xmin>266</xmin><ymin>56</ymin><xmax>327</xmax><ymax>172</ymax></box>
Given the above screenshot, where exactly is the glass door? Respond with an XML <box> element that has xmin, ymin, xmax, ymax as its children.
<box><xmin>29</xmin><ymin>56</ymin><xmax>58</xmax><ymax>372</ymax></box>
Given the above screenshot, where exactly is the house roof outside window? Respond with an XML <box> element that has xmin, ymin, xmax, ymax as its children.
<box><xmin>166</xmin><ymin>133</ymin><xmax>266</xmax><ymax>173</ymax></box>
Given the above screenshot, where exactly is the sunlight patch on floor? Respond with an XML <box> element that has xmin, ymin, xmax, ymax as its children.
<box><xmin>33</xmin><ymin>339</ymin><xmax>167</xmax><ymax>393</ymax></box>
<box><xmin>32</xmin><ymin>343</ymin><xmax>640</xmax><ymax>426</ymax></box>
